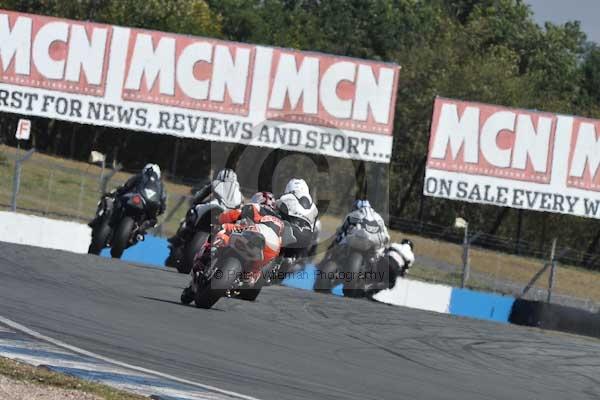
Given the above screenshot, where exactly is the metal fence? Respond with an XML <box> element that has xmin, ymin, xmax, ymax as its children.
<box><xmin>1</xmin><ymin>145</ymin><xmax>599</xmax><ymax>312</ymax></box>
<box><xmin>389</xmin><ymin>216</ymin><xmax>600</xmax><ymax>270</ymax></box>
<box><xmin>0</xmin><ymin>146</ymin><xmax>192</xmax><ymax>237</ymax></box>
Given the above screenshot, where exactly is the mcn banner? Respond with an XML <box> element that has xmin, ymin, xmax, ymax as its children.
<box><xmin>425</xmin><ymin>97</ymin><xmax>600</xmax><ymax>219</ymax></box>
<box><xmin>0</xmin><ymin>10</ymin><xmax>400</xmax><ymax>163</ymax></box>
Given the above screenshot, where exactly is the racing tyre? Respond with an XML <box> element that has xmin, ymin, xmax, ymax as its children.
<box><xmin>195</xmin><ymin>257</ymin><xmax>242</xmax><ymax>309</ymax></box>
<box><xmin>238</xmin><ymin>288</ymin><xmax>262</xmax><ymax>301</ymax></box>
<box><xmin>180</xmin><ymin>286</ymin><xmax>194</xmax><ymax>305</ymax></box>
<box><xmin>111</xmin><ymin>217</ymin><xmax>134</xmax><ymax>258</ymax></box>
<box><xmin>88</xmin><ymin>220</ymin><xmax>111</xmax><ymax>255</ymax></box>
<box><xmin>342</xmin><ymin>252</ymin><xmax>365</xmax><ymax>298</ymax></box>
<box><xmin>314</xmin><ymin>260</ymin><xmax>338</xmax><ymax>293</ymax></box>
<box><xmin>180</xmin><ymin>231</ymin><xmax>208</xmax><ymax>274</ymax></box>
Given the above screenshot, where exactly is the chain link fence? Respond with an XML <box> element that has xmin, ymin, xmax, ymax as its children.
<box><xmin>1</xmin><ymin>144</ymin><xmax>599</xmax><ymax>312</ymax></box>
<box><xmin>0</xmin><ymin>145</ymin><xmax>192</xmax><ymax>238</ymax></box>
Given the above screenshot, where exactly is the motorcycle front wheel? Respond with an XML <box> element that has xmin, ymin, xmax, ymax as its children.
<box><xmin>314</xmin><ymin>259</ymin><xmax>338</xmax><ymax>293</ymax></box>
<box><xmin>110</xmin><ymin>216</ymin><xmax>135</xmax><ymax>258</ymax></box>
<box><xmin>342</xmin><ymin>252</ymin><xmax>365</xmax><ymax>298</ymax></box>
<box><xmin>194</xmin><ymin>257</ymin><xmax>242</xmax><ymax>309</ymax></box>
<box><xmin>88</xmin><ymin>220</ymin><xmax>111</xmax><ymax>255</ymax></box>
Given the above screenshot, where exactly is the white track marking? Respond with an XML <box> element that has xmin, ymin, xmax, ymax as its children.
<box><xmin>0</xmin><ymin>315</ymin><xmax>262</xmax><ymax>400</ymax></box>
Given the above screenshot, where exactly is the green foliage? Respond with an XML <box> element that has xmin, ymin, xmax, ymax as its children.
<box><xmin>0</xmin><ymin>0</ymin><xmax>599</xmax><ymax>262</ymax></box>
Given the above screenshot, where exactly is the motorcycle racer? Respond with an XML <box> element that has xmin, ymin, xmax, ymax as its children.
<box><xmin>192</xmin><ymin>191</ymin><xmax>283</xmax><ymax>273</ymax></box>
<box><xmin>315</xmin><ymin>199</ymin><xmax>415</xmax><ymax>296</ymax></box>
<box><xmin>334</xmin><ymin>199</ymin><xmax>389</xmax><ymax>249</ymax></box>
<box><xmin>276</xmin><ymin>178</ymin><xmax>319</xmax><ymax>260</ymax></box>
<box><xmin>90</xmin><ymin>163</ymin><xmax>166</xmax><ymax>233</ymax></box>
<box><xmin>181</xmin><ymin>191</ymin><xmax>284</xmax><ymax>306</ymax></box>
<box><xmin>168</xmin><ymin>168</ymin><xmax>242</xmax><ymax>247</ymax></box>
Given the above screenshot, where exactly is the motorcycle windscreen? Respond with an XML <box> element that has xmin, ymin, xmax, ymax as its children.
<box><xmin>137</xmin><ymin>176</ymin><xmax>162</xmax><ymax>215</ymax></box>
<box><xmin>212</xmin><ymin>181</ymin><xmax>242</xmax><ymax>209</ymax></box>
<box><xmin>345</xmin><ymin>225</ymin><xmax>382</xmax><ymax>252</ymax></box>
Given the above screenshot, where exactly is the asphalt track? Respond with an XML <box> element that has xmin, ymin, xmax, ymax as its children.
<box><xmin>0</xmin><ymin>241</ymin><xmax>599</xmax><ymax>400</ymax></box>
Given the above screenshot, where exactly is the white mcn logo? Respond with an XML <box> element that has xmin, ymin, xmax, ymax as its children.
<box><xmin>430</xmin><ymin>102</ymin><xmax>553</xmax><ymax>173</ymax></box>
<box><xmin>569</xmin><ymin>122</ymin><xmax>600</xmax><ymax>181</ymax></box>
<box><xmin>123</xmin><ymin>33</ymin><xmax>251</xmax><ymax>104</ymax></box>
<box><xmin>0</xmin><ymin>13</ymin><xmax>397</xmax><ymax>126</ymax></box>
<box><xmin>268</xmin><ymin>53</ymin><xmax>395</xmax><ymax>123</ymax></box>
<box><xmin>0</xmin><ymin>14</ymin><xmax>108</xmax><ymax>85</ymax></box>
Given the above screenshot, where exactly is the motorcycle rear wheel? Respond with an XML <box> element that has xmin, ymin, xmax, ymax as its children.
<box><xmin>180</xmin><ymin>231</ymin><xmax>208</xmax><ymax>274</ymax></box>
<box><xmin>194</xmin><ymin>257</ymin><xmax>242</xmax><ymax>309</ymax></box>
<box><xmin>180</xmin><ymin>286</ymin><xmax>194</xmax><ymax>305</ymax></box>
<box><xmin>88</xmin><ymin>220</ymin><xmax>111</xmax><ymax>255</ymax></box>
<box><xmin>111</xmin><ymin>217</ymin><xmax>135</xmax><ymax>258</ymax></box>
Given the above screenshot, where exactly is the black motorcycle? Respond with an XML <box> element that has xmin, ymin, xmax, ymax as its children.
<box><xmin>88</xmin><ymin>179</ymin><xmax>162</xmax><ymax>258</ymax></box>
<box><xmin>166</xmin><ymin>200</ymin><xmax>225</xmax><ymax>274</ymax></box>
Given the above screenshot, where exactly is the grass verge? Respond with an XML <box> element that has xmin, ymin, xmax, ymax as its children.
<box><xmin>0</xmin><ymin>356</ymin><xmax>145</xmax><ymax>400</ymax></box>
<box><xmin>1</xmin><ymin>144</ymin><xmax>599</xmax><ymax>305</ymax></box>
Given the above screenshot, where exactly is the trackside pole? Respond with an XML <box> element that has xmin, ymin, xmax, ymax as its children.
<box><xmin>461</xmin><ymin>223</ymin><xmax>470</xmax><ymax>288</ymax></box>
<box><xmin>10</xmin><ymin>147</ymin><xmax>35</xmax><ymax>212</ymax></box>
<box><xmin>547</xmin><ymin>238</ymin><xmax>557</xmax><ymax>303</ymax></box>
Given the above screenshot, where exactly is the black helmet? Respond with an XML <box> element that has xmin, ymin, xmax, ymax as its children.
<box><xmin>401</xmin><ymin>238</ymin><xmax>414</xmax><ymax>251</ymax></box>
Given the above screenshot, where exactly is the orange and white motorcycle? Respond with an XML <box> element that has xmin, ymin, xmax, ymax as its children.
<box><xmin>181</xmin><ymin>198</ymin><xmax>284</xmax><ymax>309</ymax></box>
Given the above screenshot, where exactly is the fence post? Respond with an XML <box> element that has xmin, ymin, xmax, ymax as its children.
<box><xmin>461</xmin><ymin>223</ymin><xmax>470</xmax><ymax>288</ymax></box>
<box><xmin>77</xmin><ymin>172</ymin><xmax>86</xmax><ymax>218</ymax></box>
<box><xmin>547</xmin><ymin>238</ymin><xmax>557</xmax><ymax>303</ymax></box>
<box><xmin>10</xmin><ymin>162</ymin><xmax>21</xmax><ymax>211</ymax></box>
<box><xmin>100</xmin><ymin>166</ymin><xmax>122</xmax><ymax>194</ymax></box>
<box><xmin>10</xmin><ymin>148</ymin><xmax>35</xmax><ymax>212</ymax></box>
<box><xmin>45</xmin><ymin>170</ymin><xmax>55</xmax><ymax>215</ymax></box>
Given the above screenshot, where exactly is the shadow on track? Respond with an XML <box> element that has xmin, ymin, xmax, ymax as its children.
<box><xmin>140</xmin><ymin>296</ymin><xmax>226</xmax><ymax>312</ymax></box>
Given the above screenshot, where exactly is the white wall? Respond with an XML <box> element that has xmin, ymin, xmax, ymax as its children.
<box><xmin>372</xmin><ymin>278</ymin><xmax>452</xmax><ymax>314</ymax></box>
<box><xmin>0</xmin><ymin>212</ymin><xmax>91</xmax><ymax>253</ymax></box>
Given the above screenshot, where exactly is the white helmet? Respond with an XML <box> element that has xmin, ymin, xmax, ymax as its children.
<box><xmin>284</xmin><ymin>178</ymin><xmax>310</xmax><ymax>198</ymax></box>
<box><xmin>215</xmin><ymin>168</ymin><xmax>237</xmax><ymax>183</ymax></box>
<box><xmin>143</xmin><ymin>163</ymin><xmax>161</xmax><ymax>179</ymax></box>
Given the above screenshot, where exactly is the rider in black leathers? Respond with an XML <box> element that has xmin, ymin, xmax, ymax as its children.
<box><xmin>91</xmin><ymin>163</ymin><xmax>167</xmax><ymax>233</ymax></box>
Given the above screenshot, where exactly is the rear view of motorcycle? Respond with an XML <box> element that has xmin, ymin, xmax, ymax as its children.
<box><xmin>167</xmin><ymin>170</ymin><xmax>243</xmax><ymax>274</ymax></box>
<box><xmin>166</xmin><ymin>201</ymin><xmax>224</xmax><ymax>274</ymax></box>
<box><xmin>181</xmin><ymin>218</ymin><xmax>283</xmax><ymax>309</ymax></box>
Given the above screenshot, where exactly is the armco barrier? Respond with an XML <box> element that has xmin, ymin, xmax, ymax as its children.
<box><xmin>449</xmin><ymin>288</ymin><xmax>515</xmax><ymax>323</ymax></box>
<box><xmin>372</xmin><ymin>278</ymin><xmax>452</xmax><ymax>314</ymax></box>
<box><xmin>100</xmin><ymin>235</ymin><xmax>169</xmax><ymax>267</ymax></box>
<box><xmin>509</xmin><ymin>299</ymin><xmax>600</xmax><ymax>338</ymax></box>
<box><xmin>0</xmin><ymin>211</ymin><xmax>91</xmax><ymax>253</ymax></box>
<box><xmin>0</xmin><ymin>211</ymin><xmax>169</xmax><ymax>267</ymax></box>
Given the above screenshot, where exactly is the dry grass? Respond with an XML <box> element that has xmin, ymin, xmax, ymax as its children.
<box><xmin>320</xmin><ymin>213</ymin><xmax>600</xmax><ymax>303</ymax></box>
<box><xmin>0</xmin><ymin>357</ymin><xmax>145</xmax><ymax>400</ymax></box>
<box><xmin>392</xmin><ymin>230</ymin><xmax>600</xmax><ymax>302</ymax></box>
<box><xmin>2</xmin><ymin>145</ymin><xmax>599</xmax><ymax>303</ymax></box>
<box><xmin>0</xmin><ymin>144</ymin><xmax>191</xmax><ymax>236</ymax></box>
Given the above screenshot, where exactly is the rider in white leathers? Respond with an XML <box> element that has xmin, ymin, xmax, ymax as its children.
<box><xmin>316</xmin><ymin>199</ymin><xmax>415</xmax><ymax>296</ymax></box>
<box><xmin>276</xmin><ymin>178</ymin><xmax>320</xmax><ymax>262</ymax></box>
<box><xmin>168</xmin><ymin>168</ymin><xmax>242</xmax><ymax>247</ymax></box>
<box><xmin>334</xmin><ymin>199</ymin><xmax>389</xmax><ymax>250</ymax></box>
